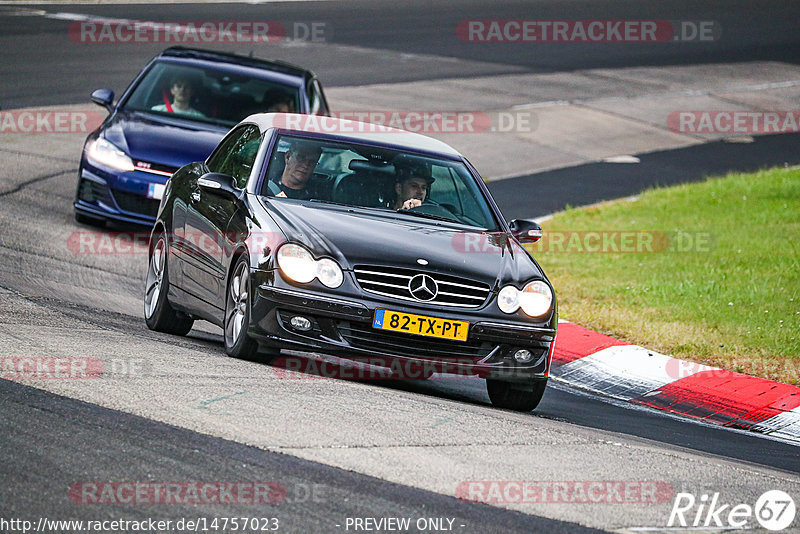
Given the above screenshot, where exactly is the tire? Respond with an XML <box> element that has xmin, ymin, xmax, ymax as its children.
<box><xmin>144</xmin><ymin>232</ymin><xmax>194</xmax><ymax>335</ymax></box>
<box><xmin>486</xmin><ymin>378</ymin><xmax>547</xmax><ymax>412</ymax></box>
<box><xmin>74</xmin><ymin>210</ymin><xmax>105</xmax><ymax>228</ymax></box>
<box><xmin>224</xmin><ymin>256</ymin><xmax>260</xmax><ymax>360</ymax></box>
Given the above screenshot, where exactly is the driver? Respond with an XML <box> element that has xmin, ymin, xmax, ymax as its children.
<box><xmin>151</xmin><ymin>75</ymin><xmax>205</xmax><ymax>118</ymax></box>
<box><xmin>394</xmin><ymin>162</ymin><xmax>434</xmax><ymax>210</ymax></box>
<box><xmin>271</xmin><ymin>140</ymin><xmax>322</xmax><ymax>200</ymax></box>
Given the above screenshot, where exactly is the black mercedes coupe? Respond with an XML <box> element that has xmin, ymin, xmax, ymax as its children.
<box><xmin>144</xmin><ymin>113</ymin><xmax>557</xmax><ymax>411</ymax></box>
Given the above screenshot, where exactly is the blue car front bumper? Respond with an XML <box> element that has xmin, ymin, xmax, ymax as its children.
<box><xmin>74</xmin><ymin>164</ymin><xmax>168</xmax><ymax>226</ymax></box>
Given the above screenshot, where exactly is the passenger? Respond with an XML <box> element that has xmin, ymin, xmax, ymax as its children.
<box><xmin>263</xmin><ymin>88</ymin><xmax>295</xmax><ymax>113</ymax></box>
<box><xmin>151</xmin><ymin>75</ymin><xmax>205</xmax><ymax>118</ymax></box>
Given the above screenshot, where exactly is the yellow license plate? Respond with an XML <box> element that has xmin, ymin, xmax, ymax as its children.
<box><xmin>372</xmin><ymin>309</ymin><xmax>469</xmax><ymax>342</ymax></box>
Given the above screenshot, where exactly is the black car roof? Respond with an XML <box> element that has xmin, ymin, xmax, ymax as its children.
<box><xmin>159</xmin><ymin>47</ymin><xmax>314</xmax><ymax>79</ymax></box>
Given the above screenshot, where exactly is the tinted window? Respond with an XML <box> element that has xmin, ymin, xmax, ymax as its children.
<box><xmin>207</xmin><ymin>124</ymin><xmax>261</xmax><ymax>188</ymax></box>
<box><xmin>261</xmin><ymin>134</ymin><xmax>499</xmax><ymax>230</ymax></box>
<box><xmin>122</xmin><ymin>61</ymin><xmax>301</xmax><ymax>126</ymax></box>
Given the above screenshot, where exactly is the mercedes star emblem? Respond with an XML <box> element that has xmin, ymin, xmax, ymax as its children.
<box><xmin>408</xmin><ymin>274</ymin><xmax>438</xmax><ymax>301</ymax></box>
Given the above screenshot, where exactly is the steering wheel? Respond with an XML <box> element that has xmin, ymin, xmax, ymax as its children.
<box><xmin>408</xmin><ymin>200</ymin><xmax>458</xmax><ymax>220</ymax></box>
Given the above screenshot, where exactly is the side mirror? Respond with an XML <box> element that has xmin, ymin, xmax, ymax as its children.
<box><xmin>509</xmin><ymin>219</ymin><xmax>543</xmax><ymax>243</ymax></box>
<box><xmin>91</xmin><ymin>89</ymin><xmax>115</xmax><ymax>112</ymax></box>
<box><xmin>198</xmin><ymin>172</ymin><xmax>237</xmax><ymax>199</ymax></box>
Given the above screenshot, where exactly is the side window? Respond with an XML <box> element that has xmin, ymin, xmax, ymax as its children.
<box><xmin>307</xmin><ymin>79</ymin><xmax>329</xmax><ymax>115</ymax></box>
<box><xmin>452</xmin><ymin>169</ymin><xmax>483</xmax><ymax>217</ymax></box>
<box><xmin>206</xmin><ymin>124</ymin><xmax>261</xmax><ymax>189</ymax></box>
<box><xmin>430</xmin><ymin>165</ymin><xmax>460</xmax><ymax>209</ymax></box>
<box><xmin>430</xmin><ymin>164</ymin><xmax>492</xmax><ymax>227</ymax></box>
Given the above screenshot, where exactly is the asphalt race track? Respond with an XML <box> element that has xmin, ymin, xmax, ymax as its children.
<box><xmin>1</xmin><ymin>2</ymin><xmax>800</xmax><ymax>533</ymax></box>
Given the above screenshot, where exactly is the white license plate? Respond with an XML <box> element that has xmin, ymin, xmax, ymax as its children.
<box><xmin>147</xmin><ymin>183</ymin><xmax>166</xmax><ymax>200</ymax></box>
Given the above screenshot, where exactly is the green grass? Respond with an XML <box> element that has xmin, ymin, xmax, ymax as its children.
<box><xmin>530</xmin><ymin>166</ymin><xmax>800</xmax><ymax>384</ymax></box>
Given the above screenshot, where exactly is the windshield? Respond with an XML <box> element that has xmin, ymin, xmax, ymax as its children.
<box><xmin>261</xmin><ymin>134</ymin><xmax>500</xmax><ymax>230</ymax></box>
<box><xmin>122</xmin><ymin>61</ymin><xmax>301</xmax><ymax>127</ymax></box>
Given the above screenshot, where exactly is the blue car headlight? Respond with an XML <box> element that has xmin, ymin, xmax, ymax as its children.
<box><xmin>86</xmin><ymin>138</ymin><xmax>134</xmax><ymax>172</ymax></box>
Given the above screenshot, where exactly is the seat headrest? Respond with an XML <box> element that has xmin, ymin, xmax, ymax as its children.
<box><xmin>348</xmin><ymin>160</ymin><xmax>395</xmax><ymax>175</ymax></box>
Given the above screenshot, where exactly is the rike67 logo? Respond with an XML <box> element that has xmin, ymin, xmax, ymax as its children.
<box><xmin>668</xmin><ymin>490</ymin><xmax>796</xmax><ymax>531</ymax></box>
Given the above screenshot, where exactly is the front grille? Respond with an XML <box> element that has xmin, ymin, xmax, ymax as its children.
<box><xmin>133</xmin><ymin>160</ymin><xmax>177</xmax><ymax>178</ymax></box>
<box><xmin>338</xmin><ymin>320</ymin><xmax>495</xmax><ymax>361</ymax></box>
<box><xmin>353</xmin><ymin>265</ymin><xmax>491</xmax><ymax>308</ymax></box>
<box><xmin>111</xmin><ymin>189</ymin><xmax>160</xmax><ymax>218</ymax></box>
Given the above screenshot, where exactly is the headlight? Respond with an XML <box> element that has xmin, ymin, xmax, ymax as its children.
<box><xmin>86</xmin><ymin>138</ymin><xmax>134</xmax><ymax>172</ymax></box>
<box><xmin>277</xmin><ymin>244</ymin><xmax>317</xmax><ymax>283</ymax></box>
<box><xmin>519</xmin><ymin>280</ymin><xmax>553</xmax><ymax>318</ymax></box>
<box><xmin>497</xmin><ymin>285</ymin><xmax>520</xmax><ymax>314</ymax></box>
<box><xmin>277</xmin><ymin>244</ymin><xmax>343</xmax><ymax>288</ymax></box>
<box><xmin>316</xmin><ymin>258</ymin><xmax>343</xmax><ymax>288</ymax></box>
<box><xmin>497</xmin><ymin>280</ymin><xmax>553</xmax><ymax>318</ymax></box>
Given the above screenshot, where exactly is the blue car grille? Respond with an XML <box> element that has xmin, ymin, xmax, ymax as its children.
<box><xmin>133</xmin><ymin>160</ymin><xmax>177</xmax><ymax>178</ymax></box>
<box><xmin>111</xmin><ymin>189</ymin><xmax>160</xmax><ymax>218</ymax></box>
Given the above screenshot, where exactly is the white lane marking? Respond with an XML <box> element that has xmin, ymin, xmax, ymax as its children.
<box><xmin>723</xmin><ymin>135</ymin><xmax>755</xmax><ymax>143</ymax></box>
<box><xmin>0</xmin><ymin>7</ymin><xmax>47</xmax><ymax>16</ymax></box>
<box><xmin>602</xmin><ymin>155</ymin><xmax>641</xmax><ymax>163</ymax></box>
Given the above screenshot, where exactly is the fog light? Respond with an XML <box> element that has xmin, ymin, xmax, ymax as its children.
<box><xmin>514</xmin><ymin>349</ymin><xmax>533</xmax><ymax>363</ymax></box>
<box><xmin>78</xmin><ymin>179</ymin><xmax>95</xmax><ymax>202</ymax></box>
<box><xmin>290</xmin><ymin>316</ymin><xmax>312</xmax><ymax>331</ymax></box>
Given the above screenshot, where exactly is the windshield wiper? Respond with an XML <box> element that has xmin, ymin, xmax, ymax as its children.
<box><xmin>395</xmin><ymin>208</ymin><xmax>458</xmax><ymax>224</ymax></box>
<box><xmin>309</xmin><ymin>199</ymin><xmax>351</xmax><ymax>207</ymax></box>
<box><xmin>308</xmin><ymin>199</ymin><xmax>388</xmax><ymax>213</ymax></box>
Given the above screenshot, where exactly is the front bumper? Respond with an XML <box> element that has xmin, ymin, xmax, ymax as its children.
<box><xmin>74</xmin><ymin>165</ymin><xmax>167</xmax><ymax>225</ymax></box>
<box><xmin>250</xmin><ymin>281</ymin><xmax>556</xmax><ymax>383</ymax></box>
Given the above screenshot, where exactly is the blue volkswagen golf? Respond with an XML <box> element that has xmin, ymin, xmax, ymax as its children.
<box><xmin>74</xmin><ymin>47</ymin><xmax>330</xmax><ymax>226</ymax></box>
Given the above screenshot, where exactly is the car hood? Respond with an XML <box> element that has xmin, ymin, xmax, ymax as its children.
<box><xmin>259</xmin><ymin>199</ymin><xmax>546</xmax><ymax>287</ymax></box>
<box><xmin>102</xmin><ymin>110</ymin><xmax>229</xmax><ymax>169</ymax></box>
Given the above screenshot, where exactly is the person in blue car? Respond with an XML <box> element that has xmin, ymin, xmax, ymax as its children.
<box><xmin>151</xmin><ymin>75</ymin><xmax>205</xmax><ymax>118</ymax></box>
<box><xmin>263</xmin><ymin>87</ymin><xmax>295</xmax><ymax>113</ymax></box>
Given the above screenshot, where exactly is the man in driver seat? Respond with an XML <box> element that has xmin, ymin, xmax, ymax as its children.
<box><xmin>393</xmin><ymin>162</ymin><xmax>434</xmax><ymax>210</ymax></box>
<box><xmin>272</xmin><ymin>140</ymin><xmax>322</xmax><ymax>200</ymax></box>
